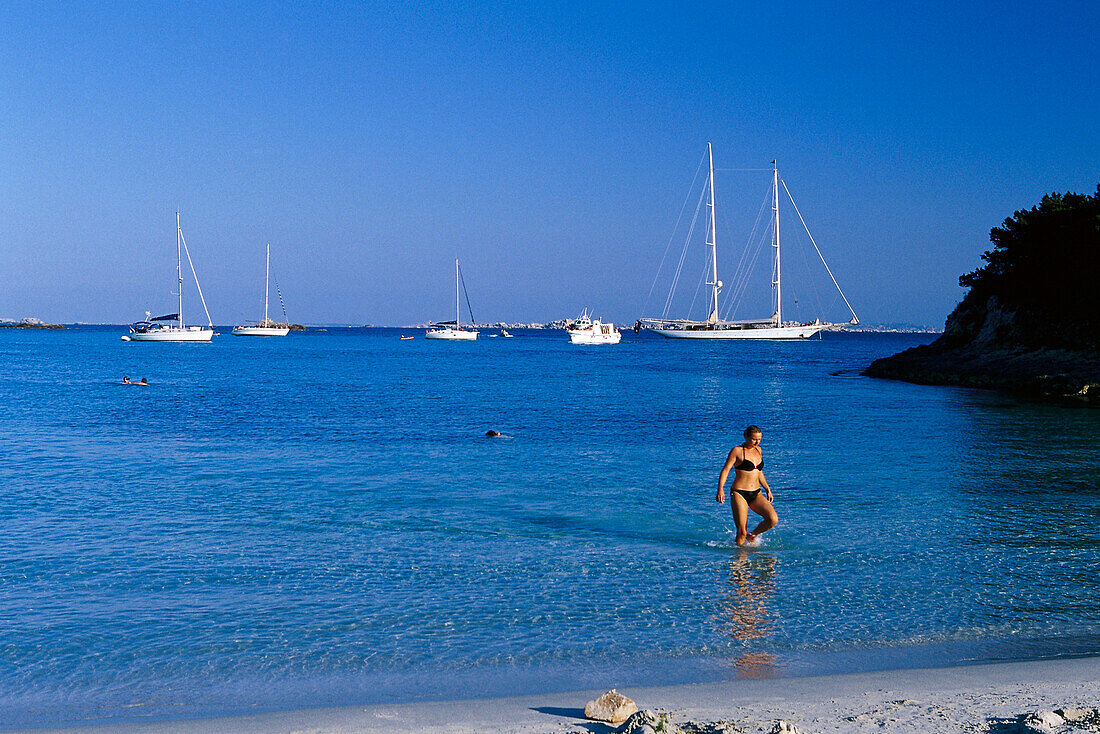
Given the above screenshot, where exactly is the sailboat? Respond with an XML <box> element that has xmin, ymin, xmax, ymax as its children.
<box><xmin>639</xmin><ymin>144</ymin><xmax>858</xmax><ymax>339</ymax></box>
<box><xmin>126</xmin><ymin>213</ymin><xmax>214</xmax><ymax>342</ymax></box>
<box><xmin>425</xmin><ymin>258</ymin><xmax>478</xmax><ymax>340</ymax></box>
<box><xmin>232</xmin><ymin>245</ymin><xmax>290</xmax><ymax>336</ymax></box>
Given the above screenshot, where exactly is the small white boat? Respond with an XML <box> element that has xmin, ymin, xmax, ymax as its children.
<box><xmin>233</xmin><ymin>244</ymin><xmax>290</xmax><ymax>336</ymax></box>
<box><xmin>567</xmin><ymin>308</ymin><xmax>621</xmax><ymax>345</ymax></box>
<box><xmin>426</xmin><ymin>259</ymin><xmax>479</xmax><ymax>340</ymax></box>
<box><xmin>500</xmin><ymin>329</ymin><xmax>513</xmax><ymax>338</ymax></box>
<box><xmin>128</xmin><ymin>213</ymin><xmax>214</xmax><ymax>342</ymax></box>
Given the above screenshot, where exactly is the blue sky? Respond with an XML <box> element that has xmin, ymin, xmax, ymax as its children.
<box><xmin>1</xmin><ymin>1</ymin><xmax>1097</xmax><ymax>326</ymax></box>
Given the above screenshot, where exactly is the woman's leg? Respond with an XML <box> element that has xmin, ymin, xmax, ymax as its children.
<box><xmin>746</xmin><ymin>495</ymin><xmax>778</xmax><ymax>541</ymax></box>
<box><xmin>731</xmin><ymin>493</ymin><xmax>750</xmax><ymax>545</ymax></box>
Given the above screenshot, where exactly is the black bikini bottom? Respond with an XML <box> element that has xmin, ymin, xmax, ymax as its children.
<box><xmin>733</xmin><ymin>489</ymin><xmax>761</xmax><ymax>502</ymax></box>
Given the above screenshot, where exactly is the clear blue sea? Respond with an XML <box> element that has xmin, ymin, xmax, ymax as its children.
<box><xmin>1</xmin><ymin>327</ymin><xmax>1098</xmax><ymax>727</ymax></box>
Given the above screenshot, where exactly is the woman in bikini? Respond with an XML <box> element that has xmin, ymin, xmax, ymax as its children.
<box><xmin>716</xmin><ymin>425</ymin><xmax>778</xmax><ymax>546</ymax></box>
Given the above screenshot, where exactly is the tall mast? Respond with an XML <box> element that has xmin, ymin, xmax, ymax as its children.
<box><xmin>455</xmin><ymin>258</ymin><xmax>461</xmax><ymax>328</ymax></box>
<box><xmin>706</xmin><ymin>142</ymin><xmax>720</xmax><ymax>325</ymax></box>
<box><xmin>772</xmin><ymin>162</ymin><xmax>782</xmax><ymax>325</ymax></box>
<box><xmin>264</xmin><ymin>244</ymin><xmax>271</xmax><ymax>324</ymax></box>
<box><xmin>176</xmin><ymin>212</ymin><xmax>184</xmax><ymax>328</ymax></box>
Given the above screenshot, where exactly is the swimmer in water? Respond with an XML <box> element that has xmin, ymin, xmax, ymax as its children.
<box><xmin>716</xmin><ymin>425</ymin><xmax>778</xmax><ymax>546</ymax></box>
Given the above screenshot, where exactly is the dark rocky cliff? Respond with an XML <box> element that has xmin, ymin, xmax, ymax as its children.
<box><xmin>865</xmin><ymin>186</ymin><xmax>1100</xmax><ymax>404</ymax></box>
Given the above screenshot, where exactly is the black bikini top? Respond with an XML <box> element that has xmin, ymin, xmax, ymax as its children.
<box><xmin>737</xmin><ymin>450</ymin><xmax>763</xmax><ymax>472</ymax></box>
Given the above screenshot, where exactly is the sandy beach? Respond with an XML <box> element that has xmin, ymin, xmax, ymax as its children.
<box><xmin>18</xmin><ymin>656</ymin><xmax>1098</xmax><ymax>734</ymax></box>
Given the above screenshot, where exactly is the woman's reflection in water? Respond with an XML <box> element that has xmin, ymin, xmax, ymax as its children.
<box><xmin>717</xmin><ymin>547</ymin><xmax>780</xmax><ymax>678</ymax></box>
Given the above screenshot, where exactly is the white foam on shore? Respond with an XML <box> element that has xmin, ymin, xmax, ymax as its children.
<box><xmin>16</xmin><ymin>656</ymin><xmax>1098</xmax><ymax>734</ymax></box>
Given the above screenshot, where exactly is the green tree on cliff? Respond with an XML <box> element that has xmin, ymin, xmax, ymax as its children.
<box><xmin>948</xmin><ymin>185</ymin><xmax>1100</xmax><ymax>350</ymax></box>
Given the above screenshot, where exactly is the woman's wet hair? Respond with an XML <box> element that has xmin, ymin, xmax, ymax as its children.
<box><xmin>743</xmin><ymin>425</ymin><xmax>762</xmax><ymax>440</ymax></box>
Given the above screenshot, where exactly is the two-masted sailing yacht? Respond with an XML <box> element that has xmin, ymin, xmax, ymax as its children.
<box><xmin>126</xmin><ymin>213</ymin><xmax>214</xmax><ymax>342</ymax></box>
<box><xmin>232</xmin><ymin>245</ymin><xmax>289</xmax><ymax>336</ymax></box>
<box><xmin>425</xmin><ymin>259</ymin><xmax>478</xmax><ymax>340</ymax></box>
<box><xmin>639</xmin><ymin>144</ymin><xmax>858</xmax><ymax>339</ymax></box>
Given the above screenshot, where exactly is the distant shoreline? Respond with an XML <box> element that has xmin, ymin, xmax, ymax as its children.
<box><xmin>7</xmin><ymin>322</ymin><xmax>942</xmax><ymax>334</ymax></box>
<box><xmin>0</xmin><ymin>319</ymin><xmax>63</xmax><ymax>329</ymax></box>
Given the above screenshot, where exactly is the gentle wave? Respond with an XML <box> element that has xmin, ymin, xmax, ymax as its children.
<box><xmin>0</xmin><ymin>328</ymin><xmax>1097</xmax><ymax>725</ymax></box>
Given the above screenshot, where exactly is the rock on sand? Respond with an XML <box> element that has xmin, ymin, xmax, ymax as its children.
<box><xmin>584</xmin><ymin>690</ymin><xmax>638</xmax><ymax>724</ymax></box>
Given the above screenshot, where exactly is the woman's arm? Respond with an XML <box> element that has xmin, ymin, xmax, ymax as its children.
<box><xmin>716</xmin><ymin>447</ymin><xmax>739</xmax><ymax>503</ymax></box>
<box><xmin>759</xmin><ymin>471</ymin><xmax>773</xmax><ymax>502</ymax></box>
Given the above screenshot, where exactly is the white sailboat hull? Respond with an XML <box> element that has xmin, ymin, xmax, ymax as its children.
<box><xmin>232</xmin><ymin>326</ymin><xmax>289</xmax><ymax>336</ymax></box>
<box><xmin>129</xmin><ymin>327</ymin><xmax>214</xmax><ymax>342</ymax></box>
<box><xmin>425</xmin><ymin>327</ymin><xmax>478</xmax><ymax>340</ymax></box>
<box><xmin>656</xmin><ymin>324</ymin><xmax>826</xmax><ymax>340</ymax></box>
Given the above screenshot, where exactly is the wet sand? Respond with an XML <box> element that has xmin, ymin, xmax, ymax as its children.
<box><xmin>18</xmin><ymin>656</ymin><xmax>1099</xmax><ymax>733</ymax></box>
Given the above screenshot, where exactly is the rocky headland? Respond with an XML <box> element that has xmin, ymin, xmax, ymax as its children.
<box><xmin>866</xmin><ymin>186</ymin><xmax>1099</xmax><ymax>405</ymax></box>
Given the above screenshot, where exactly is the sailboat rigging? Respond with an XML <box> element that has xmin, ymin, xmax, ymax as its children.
<box><xmin>126</xmin><ymin>213</ymin><xmax>214</xmax><ymax>342</ymax></box>
<box><xmin>425</xmin><ymin>258</ymin><xmax>479</xmax><ymax>340</ymax></box>
<box><xmin>639</xmin><ymin>144</ymin><xmax>858</xmax><ymax>339</ymax></box>
<box><xmin>233</xmin><ymin>244</ymin><xmax>290</xmax><ymax>336</ymax></box>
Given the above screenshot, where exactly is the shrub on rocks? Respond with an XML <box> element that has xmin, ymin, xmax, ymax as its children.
<box><xmin>680</xmin><ymin>719</ymin><xmax>741</xmax><ymax>734</ymax></box>
<box><xmin>619</xmin><ymin>709</ymin><xmax>675</xmax><ymax>733</ymax></box>
<box><xmin>1022</xmin><ymin>710</ymin><xmax>1064</xmax><ymax>731</ymax></box>
<box><xmin>768</xmin><ymin>721</ymin><xmax>804</xmax><ymax>734</ymax></box>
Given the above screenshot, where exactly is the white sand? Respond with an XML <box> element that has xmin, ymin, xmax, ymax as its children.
<box><xmin>16</xmin><ymin>656</ymin><xmax>1099</xmax><ymax>733</ymax></box>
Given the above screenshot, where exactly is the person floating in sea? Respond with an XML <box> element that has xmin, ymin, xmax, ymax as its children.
<box><xmin>716</xmin><ymin>425</ymin><xmax>778</xmax><ymax>546</ymax></box>
<box><xmin>122</xmin><ymin>376</ymin><xmax>131</xmax><ymax>384</ymax></box>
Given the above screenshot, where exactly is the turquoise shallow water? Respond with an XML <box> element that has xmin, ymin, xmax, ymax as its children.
<box><xmin>1</xmin><ymin>327</ymin><xmax>1098</xmax><ymax>726</ymax></box>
